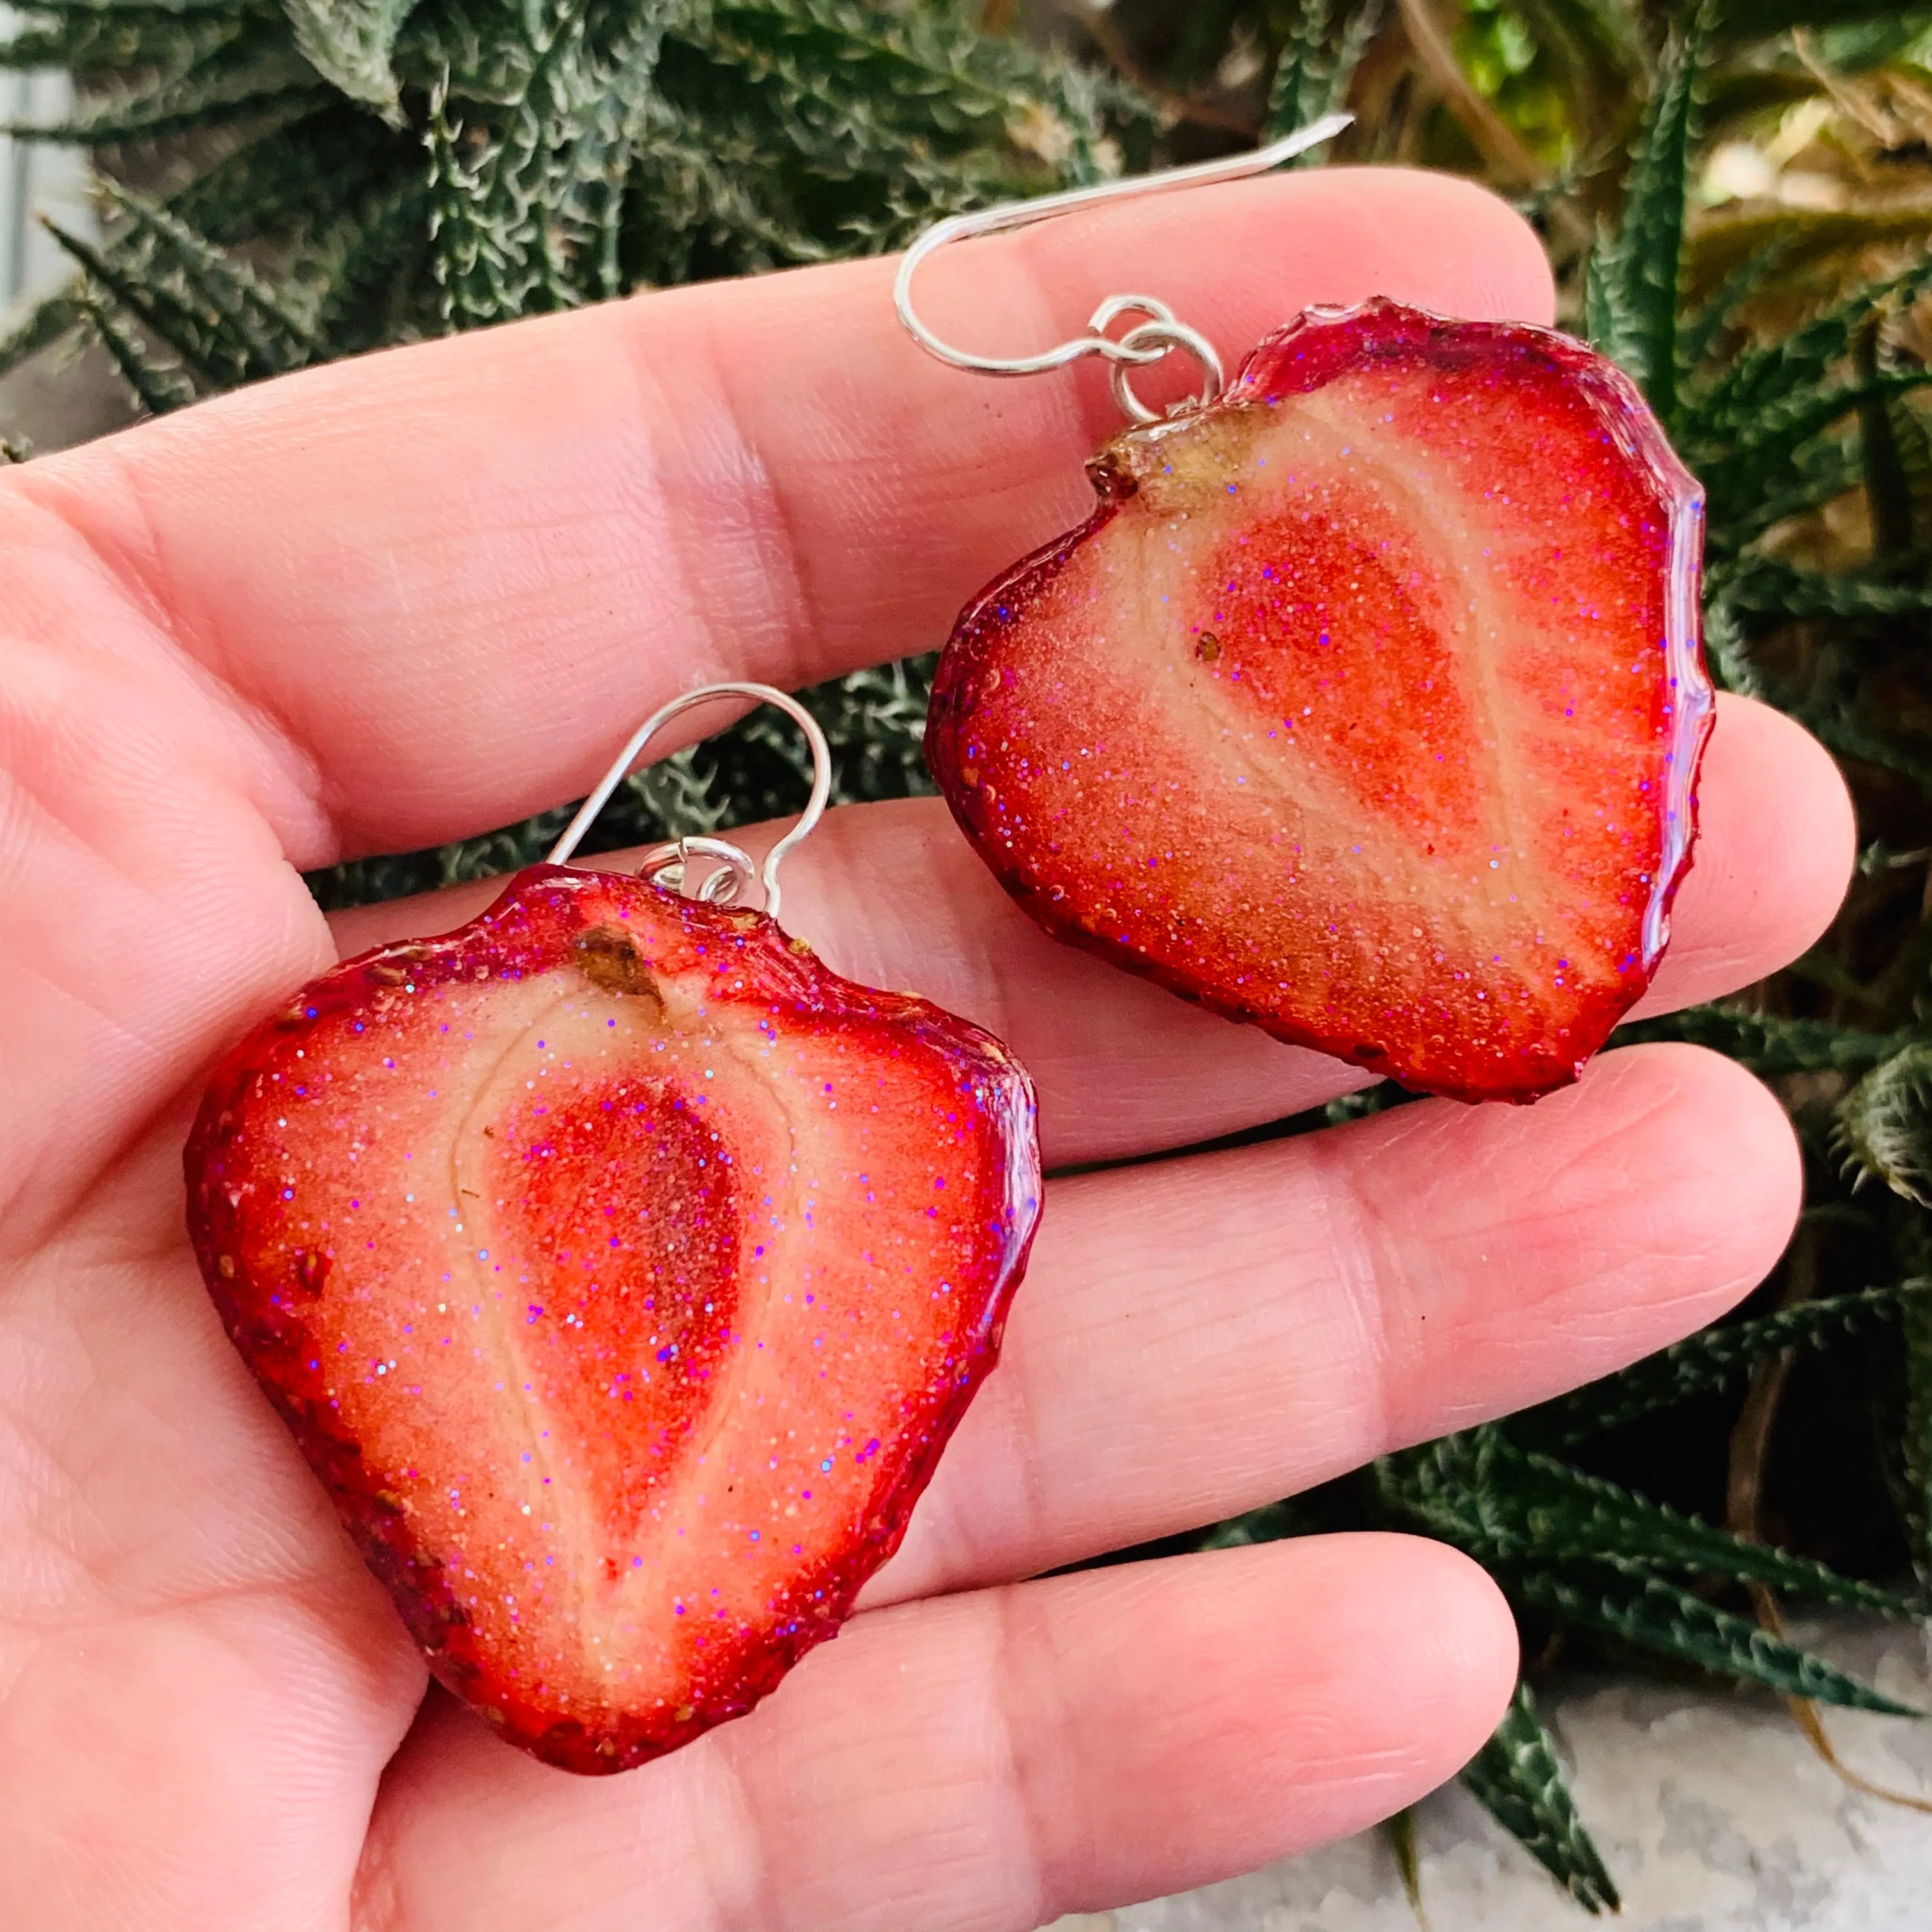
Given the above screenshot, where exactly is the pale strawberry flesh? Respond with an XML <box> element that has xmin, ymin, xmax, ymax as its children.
<box><xmin>186</xmin><ymin>865</ymin><xmax>1039</xmax><ymax>1772</ymax></box>
<box><xmin>926</xmin><ymin>298</ymin><xmax>1712</xmax><ymax>1102</ymax></box>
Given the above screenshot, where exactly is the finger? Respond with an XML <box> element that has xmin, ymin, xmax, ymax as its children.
<box><xmin>1629</xmin><ymin>693</ymin><xmax>1854</xmax><ymax>1020</ymax></box>
<box><xmin>870</xmin><ymin>1041</ymin><xmax>1799</xmax><ymax>1604</ymax></box>
<box><xmin>356</xmin><ymin>1537</ymin><xmax>1515</xmax><ymax>1932</ymax></box>
<box><xmin>327</xmin><ymin>693</ymin><xmax>1851</xmax><ymax>1167</ymax></box>
<box><xmin>14</xmin><ymin>168</ymin><xmax>1552</xmax><ymax>862</ymax></box>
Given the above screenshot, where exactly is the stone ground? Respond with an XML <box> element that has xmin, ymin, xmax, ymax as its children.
<box><xmin>1046</xmin><ymin>1616</ymin><xmax>1932</xmax><ymax>1931</ymax></box>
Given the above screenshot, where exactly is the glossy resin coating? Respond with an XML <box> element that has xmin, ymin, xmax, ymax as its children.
<box><xmin>186</xmin><ymin>866</ymin><xmax>1039</xmax><ymax>1773</ymax></box>
<box><xmin>928</xmin><ymin>297</ymin><xmax>1712</xmax><ymax>1102</ymax></box>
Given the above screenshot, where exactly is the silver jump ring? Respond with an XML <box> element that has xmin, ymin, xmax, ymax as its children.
<box><xmin>546</xmin><ymin>682</ymin><xmax>831</xmax><ymax>926</ymax></box>
<box><xmin>1109</xmin><ymin>319</ymin><xmax>1227</xmax><ymax>425</ymax></box>
<box><xmin>892</xmin><ymin>111</ymin><xmax>1350</xmax><ymax>414</ymax></box>
<box><xmin>634</xmin><ymin>834</ymin><xmax>756</xmax><ymax>907</ymax></box>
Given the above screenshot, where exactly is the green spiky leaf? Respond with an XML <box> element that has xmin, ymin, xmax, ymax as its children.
<box><xmin>1379</xmin><ymin>1430</ymin><xmax>1921</xmax><ymax>1616</ymax></box>
<box><xmin>1264</xmin><ymin>0</ymin><xmax>1377</xmax><ymax>145</ymax></box>
<box><xmin>1582</xmin><ymin>4</ymin><xmax>1706</xmax><ymax>422</ymax></box>
<box><xmin>1855</xmin><ymin>314</ymin><xmax>1932</xmax><ymax>561</ymax></box>
<box><xmin>280</xmin><ymin>0</ymin><xmax>416</xmax><ymax>117</ymax></box>
<box><xmin>47</xmin><ymin>187</ymin><xmax>318</xmax><ymax>387</ymax></box>
<box><xmin>1685</xmin><ymin>254</ymin><xmax>1932</xmax><ymax>443</ymax></box>
<box><xmin>1515</xmin><ymin>1561</ymin><xmax>1920</xmax><ymax>1713</ymax></box>
<box><xmin>4</xmin><ymin>27</ymin><xmax>326</xmax><ymax>143</ymax></box>
<box><xmin>77</xmin><ymin>289</ymin><xmax>199</xmax><ymax>413</ymax></box>
<box><xmin>0</xmin><ymin>284</ymin><xmax>84</xmax><ymax>386</ymax></box>
<box><xmin>1728</xmin><ymin>556</ymin><xmax>1932</xmax><ymax>622</ymax></box>
<box><xmin>1382</xmin><ymin>1804</ymin><xmax>1424</xmax><ymax>1917</ymax></box>
<box><xmin>1514</xmin><ymin>1283</ymin><xmax>1932</xmax><ymax>1448</ymax></box>
<box><xmin>1838</xmin><ymin>1044</ymin><xmax>1932</xmax><ymax>1207</ymax></box>
<box><xmin>1461</xmin><ymin>1681</ymin><xmax>1620</xmax><ymax>1914</ymax></box>
<box><xmin>1615</xmin><ymin>1002</ymin><xmax>1910</xmax><ymax>1077</ymax></box>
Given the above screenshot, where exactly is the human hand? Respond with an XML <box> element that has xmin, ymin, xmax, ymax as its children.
<box><xmin>0</xmin><ymin>166</ymin><xmax>1851</xmax><ymax>1931</ymax></box>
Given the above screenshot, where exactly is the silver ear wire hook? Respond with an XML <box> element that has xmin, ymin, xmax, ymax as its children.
<box><xmin>893</xmin><ymin>112</ymin><xmax>1351</xmax><ymax>424</ymax></box>
<box><xmin>547</xmin><ymin>682</ymin><xmax>832</xmax><ymax>926</ymax></box>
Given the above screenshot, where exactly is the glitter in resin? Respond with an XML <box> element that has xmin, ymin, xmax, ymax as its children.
<box><xmin>926</xmin><ymin>296</ymin><xmax>1713</xmax><ymax>1103</ymax></box>
<box><xmin>185</xmin><ymin>864</ymin><xmax>1039</xmax><ymax>1773</ymax></box>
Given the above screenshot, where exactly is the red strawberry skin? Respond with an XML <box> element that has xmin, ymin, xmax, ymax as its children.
<box><xmin>185</xmin><ymin>865</ymin><xmax>1038</xmax><ymax>1773</ymax></box>
<box><xmin>926</xmin><ymin>298</ymin><xmax>1712</xmax><ymax>1103</ymax></box>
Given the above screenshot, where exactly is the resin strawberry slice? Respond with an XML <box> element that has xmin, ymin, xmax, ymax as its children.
<box><xmin>926</xmin><ymin>297</ymin><xmax>1712</xmax><ymax>1102</ymax></box>
<box><xmin>185</xmin><ymin>864</ymin><xmax>1038</xmax><ymax>1773</ymax></box>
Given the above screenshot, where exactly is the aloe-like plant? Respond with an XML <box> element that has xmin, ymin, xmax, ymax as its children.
<box><xmin>12</xmin><ymin>0</ymin><xmax>1932</xmax><ymax>1913</ymax></box>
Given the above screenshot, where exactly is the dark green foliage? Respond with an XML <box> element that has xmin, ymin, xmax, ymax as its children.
<box><xmin>1</xmin><ymin>0</ymin><xmax>1136</xmax><ymax>402</ymax></box>
<box><xmin>1904</xmin><ymin>1291</ymin><xmax>1932</xmax><ymax>1588</ymax></box>
<box><xmin>1515</xmin><ymin>1282</ymin><xmax>1932</xmax><ymax>1448</ymax></box>
<box><xmin>282</xmin><ymin>0</ymin><xmax>417</xmax><ymax>118</ymax></box>
<box><xmin>1264</xmin><ymin>0</ymin><xmax>1379</xmax><ymax>143</ymax></box>
<box><xmin>51</xmin><ymin>184</ymin><xmax>319</xmax><ymax>387</ymax></box>
<box><xmin>1616</xmin><ymin>1000</ymin><xmax>1909</xmax><ymax>1077</ymax></box>
<box><xmin>1378</xmin><ymin>1427</ymin><xmax>1921</xmax><ymax>1620</ymax></box>
<box><xmin>1515</xmin><ymin>1563</ymin><xmax>1919</xmax><ymax>1714</ymax></box>
<box><xmin>1459</xmin><ymin>1682</ymin><xmax>1618</xmax><ymax>1913</ymax></box>
<box><xmin>77</xmin><ymin>283</ymin><xmax>199</xmax><ymax>410</ymax></box>
<box><xmin>8</xmin><ymin>23</ymin><xmax>328</xmax><ymax>144</ymax></box>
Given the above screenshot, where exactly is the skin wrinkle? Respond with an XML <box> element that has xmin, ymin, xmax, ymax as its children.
<box><xmin>615</xmin><ymin>313</ymin><xmax>790</xmax><ymax>704</ymax></box>
<box><xmin>1351</xmin><ymin>1108</ymin><xmax>1518</xmax><ymax>1414</ymax></box>
<box><xmin>0</xmin><ymin>615</ymin><xmax>270</xmax><ymax>928</ymax></box>
<box><xmin>954</xmin><ymin>1298</ymin><xmax>1054</xmax><ymax>1596</ymax></box>
<box><xmin>5</xmin><ymin>463</ymin><xmax>335</xmax><ymax>868</ymax></box>
<box><xmin>7</xmin><ymin>1593</ymin><xmax>413</xmax><ymax>1928</ymax></box>
<box><xmin>0</xmin><ymin>1325</ymin><xmax>336</xmax><ymax>1623</ymax></box>
<box><xmin>984</xmin><ymin>1582</ymin><xmax>1066</xmax><ymax>1932</ymax></box>
<box><xmin>1285</xmin><ymin>1128</ymin><xmax>1402</xmax><ymax>1485</ymax></box>
<box><xmin>1340</xmin><ymin>1061</ymin><xmax>1650</xmax><ymax>1441</ymax></box>
<box><xmin>684</xmin><ymin>295</ymin><xmax>825</xmax><ymax>684</ymax></box>
<box><xmin>682</xmin><ymin>1731</ymin><xmax>776</xmax><ymax>1932</ymax></box>
<box><xmin>0</xmin><ymin>877</ymin><xmax>275</xmax><ymax>1227</ymax></box>
<box><xmin>1</xmin><ymin>1226</ymin><xmax>351</xmax><ymax>1618</ymax></box>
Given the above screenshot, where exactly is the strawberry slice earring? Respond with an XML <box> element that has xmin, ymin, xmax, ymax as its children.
<box><xmin>185</xmin><ymin>684</ymin><xmax>1039</xmax><ymax>1773</ymax></box>
<box><xmin>900</xmin><ymin>118</ymin><xmax>1713</xmax><ymax>1104</ymax></box>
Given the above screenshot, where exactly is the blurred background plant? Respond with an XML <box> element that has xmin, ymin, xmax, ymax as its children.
<box><xmin>10</xmin><ymin>0</ymin><xmax>1932</xmax><ymax>1913</ymax></box>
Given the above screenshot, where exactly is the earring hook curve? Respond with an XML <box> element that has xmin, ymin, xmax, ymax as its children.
<box><xmin>546</xmin><ymin>682</ymin><xmax>832</xmax><ymax>926</ymax></box>
<box><xmin>893</xmin><ymin>112</ymin><xmax>1352</xmax><ymax>391</ymax></box>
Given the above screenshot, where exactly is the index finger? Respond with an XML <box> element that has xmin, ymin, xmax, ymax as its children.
<box><xmin>10</xmin><ymin>167</ymin><xmax>1552</xmax><ymax>864</ymax></box>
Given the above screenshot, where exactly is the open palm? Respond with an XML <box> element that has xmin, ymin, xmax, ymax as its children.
<box><xmin>0</xmin><ymin>167</ymin><xmax>1852</xmax><ymax>1931</ymax></box>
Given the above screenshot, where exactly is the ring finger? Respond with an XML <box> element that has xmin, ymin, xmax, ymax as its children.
<box><xmin>870</xmin><ymin>1038</ymin><xmax>1800</xmax><ymax>1604</ymax></box>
